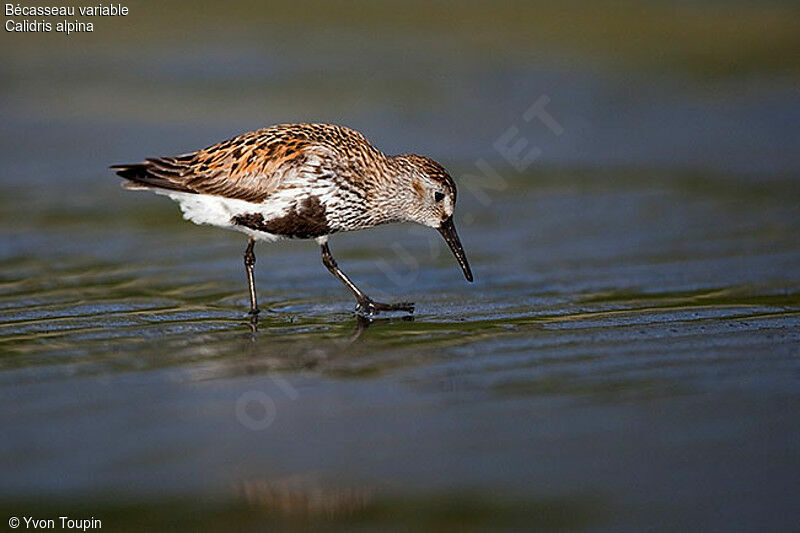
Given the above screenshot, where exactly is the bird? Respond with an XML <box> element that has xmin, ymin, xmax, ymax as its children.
<box><xmin>111</xmin><ymin>123</ymin><xmax>472</xmax><ymax>320</ymax></box>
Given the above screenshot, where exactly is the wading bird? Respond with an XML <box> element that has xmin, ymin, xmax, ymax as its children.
<box><xmin>111</xmin><ymin>123</ymin><xmax>472</xmax><ymax>319</ymax></box>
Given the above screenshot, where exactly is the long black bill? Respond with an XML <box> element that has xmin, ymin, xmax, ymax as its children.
<box><xmin>437</xmin><ymin>216</ymin><xmax>473</xmax><ymax>282</ymax></box>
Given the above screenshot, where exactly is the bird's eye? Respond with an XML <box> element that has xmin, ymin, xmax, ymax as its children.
<box><xmin>434</xmin><ymin>192</ymin><xmax>445</xmax><ymax>203</ymax></box>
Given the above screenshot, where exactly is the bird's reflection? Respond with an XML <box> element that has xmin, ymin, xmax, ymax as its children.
<box><xmin>244</xmin><ymin>312</ymin><xmax>413</xmax><ymax>342</ymax></box>
<box><xmin>229</xmin><ymin>311</ymin><xmax>416</xmax><ymax>376</ymax></box>
<box><xmin>238</xmin><ymin>475</ymin><xmax>372</xmax><ymax>516</ymax></box>
<box><xmin>348</xmin><ymin>313</ymin><xmax>414</xmax><ymax>341</ymax></box>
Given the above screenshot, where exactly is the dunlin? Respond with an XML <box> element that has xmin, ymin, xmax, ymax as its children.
<box><xmin>111</xmin><ymin>123</ymin><xmax>472</xmax><ymax>318</ymax></box>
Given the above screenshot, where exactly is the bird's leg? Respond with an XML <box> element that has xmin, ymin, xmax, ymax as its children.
<box><xmin>320</xmin><ymin>242</ymin><xmax>414</xmax><ymax>317</ymax></box>
<box><xmin>244</xmin><ymin>238</ymin><xmax>260</xmax><ymax>318</ymax></box>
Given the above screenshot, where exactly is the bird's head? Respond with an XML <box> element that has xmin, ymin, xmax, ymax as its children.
<box><xmin>398</xmin><ymin>154</ymin><xmax>473</xmax><ymax>282</ymax></box>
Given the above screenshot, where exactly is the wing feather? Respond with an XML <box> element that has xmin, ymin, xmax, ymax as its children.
<box><xmin>111</xmin><ymin>128</ymin><xmax>333</xmax><ymax>202</ymax></box>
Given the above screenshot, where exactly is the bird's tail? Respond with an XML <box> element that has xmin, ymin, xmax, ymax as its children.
<box><xmin>110</xmin><ymin>157</ymin><xmax>193</xmax><ymax>193</ymax></box>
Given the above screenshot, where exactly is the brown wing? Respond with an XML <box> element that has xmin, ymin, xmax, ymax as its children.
<box><xmin>111</xmin><ymin>128</ymin><xmax>320</xmax><ymax>203</ymax></box>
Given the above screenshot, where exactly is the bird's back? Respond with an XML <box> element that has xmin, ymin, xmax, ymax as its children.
<box><xmin>112</xmin><ymin>123</ymin><xmax>386</xmax><ymax>204</ymax></box>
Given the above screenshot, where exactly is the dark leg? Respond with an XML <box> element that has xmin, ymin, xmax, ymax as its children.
<box><xmin>320</xmin><ymin>242</ymin><xmax>414</xmax><ymax>316</ymax></box>
<box><xmin>244</xmin><ymin>238</ymin><xmax>259</xmax><ymax>318</ymax></box>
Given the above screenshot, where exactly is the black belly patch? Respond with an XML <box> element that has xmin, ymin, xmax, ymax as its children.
<box><xmin>232</xmin><ymin>196</ymin><xmax>331</xmax><ymax>239</ymax></box>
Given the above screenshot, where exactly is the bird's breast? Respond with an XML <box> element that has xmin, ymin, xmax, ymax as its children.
<box><xmin>232</xmin><ymin>195</ymin><xmax>333</xmax><ymax>239</ymax></box>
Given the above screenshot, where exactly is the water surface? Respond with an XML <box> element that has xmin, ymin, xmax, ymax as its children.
<box><xmin>2</xmin><ymin>3</ymin><xmax>800</xmax><ymax>530</ymax></box>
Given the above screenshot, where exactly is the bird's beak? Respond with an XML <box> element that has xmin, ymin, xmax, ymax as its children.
<box><xmin>437</xmin><ymin>216</ymin><xmax>473</xmax><ymax>282</ymax></box>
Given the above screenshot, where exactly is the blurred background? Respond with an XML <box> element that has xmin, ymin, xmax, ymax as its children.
<box><xmin>1</xmin><ymin>1</ymin><xmax>799</xmax><ymax>530</ymax></box>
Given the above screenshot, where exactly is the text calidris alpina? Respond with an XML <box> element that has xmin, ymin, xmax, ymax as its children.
<box><xmin>111</xmin><ymin>123</ymin><xmax>472</xmax><ymax>319</ymax></box>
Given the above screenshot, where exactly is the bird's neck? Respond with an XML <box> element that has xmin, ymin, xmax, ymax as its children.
<box><xmin>366</xmin><ymin>155</ymin><xmax>418</xmax><ymax>223</ymax></box>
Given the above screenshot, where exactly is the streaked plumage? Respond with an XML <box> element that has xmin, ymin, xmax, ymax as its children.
<box><xmin>112</xmin><ymin>123</ymin><xmax>472</xmax><ymax>320</ymax></box>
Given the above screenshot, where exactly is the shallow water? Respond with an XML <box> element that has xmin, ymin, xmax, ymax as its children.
<box><xmin>2</xmin><ymin>6</ymin><xmax>800</xmax><ymax>529</ymax></box>
<box><xmin>2</xmin><ymin>161</ymin><xmax>799</xmax><ymax>529</ymax></box>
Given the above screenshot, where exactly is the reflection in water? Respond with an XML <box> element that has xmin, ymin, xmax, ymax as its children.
<box><xmin>245</xmin><ymin>308</ymin><xmax>412</xmax><ymax>339</ymax></box>
<box><xmin>238</xmin><ymin>476</ymin><xmax>372</xmax><ymax>517</ymax></box>
<box><xmin>347</xmin><ymin>314</ymin><xmax>415</xmax><ymax>343</ymax></box>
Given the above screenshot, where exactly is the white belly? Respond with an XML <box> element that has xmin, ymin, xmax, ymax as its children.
<box><xmin>158</xmin><ymin>190</ymin><xmax>284</xmax><ymax>242</ymax></box>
